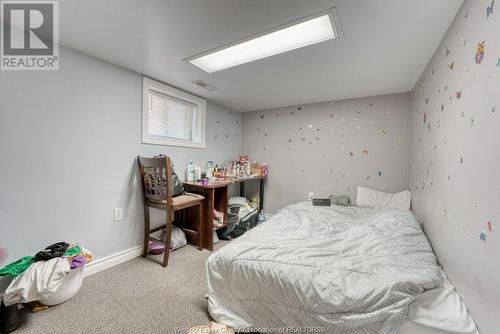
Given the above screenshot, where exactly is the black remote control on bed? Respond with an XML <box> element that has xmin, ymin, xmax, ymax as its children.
<box><xmin>312</xmin><ymin>198</ymin><xmax>331</xmax><ymax>206</ymax></box>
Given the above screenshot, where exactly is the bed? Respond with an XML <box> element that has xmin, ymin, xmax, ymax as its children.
<box><xmin>206</xmin><ymin>202</ymin><xmax>478</xmax><ymax>334</ymax></box>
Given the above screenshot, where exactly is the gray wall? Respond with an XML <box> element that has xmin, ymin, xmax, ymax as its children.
<box><xmin>0</xmin><ymin>47</ymin><xmax>241</xmax><ymax>270</ymax></box>
<box><xmin>242</xmin><ymin>93</ymin><xmax>411</xmax><ymax>212</ymax></box>
<box><xmin>409</xmin><ymin>1</ymin><xmax>499</xmax><ymax>332</ymax></box>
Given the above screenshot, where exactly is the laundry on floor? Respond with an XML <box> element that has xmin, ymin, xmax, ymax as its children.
<box><xmin>0</xmin><ymin>243</ymin><xmax>92</xmax><ymax>332</ymax></box>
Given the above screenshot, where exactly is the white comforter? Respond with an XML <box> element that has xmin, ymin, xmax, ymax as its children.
<box><xmin>207</xmin><ymin>202</ymin><xmax>441</xmax><ymax>334</ymax></box>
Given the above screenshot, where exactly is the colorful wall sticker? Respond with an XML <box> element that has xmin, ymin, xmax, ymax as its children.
<box><xmin>456</xmin><ymin>90</ymin><xmax>462</xmax><ymax>99</ymax></box>
<box><xmin>487</xmin><ymin>0</ymin><xmax>494</xmax><ymax>18</ymax></box>
<box><xmin>448</xmin><ymin>62</ymin><xmax>455</xmax><ymax>69</ymax></box>
<box><xmin>475</xmin><ymin>41</ymin><xmax>485</xmax><ymax>64</ymax></box>
<box><xmin>488</xmin><ymin>221</ymin><xmax>493</xmax><ymax>231</ymax></box>
<box><xmin>480</xmin><ymin>230</ymin><xmax>487</xmax><ymax>241</ymax></box>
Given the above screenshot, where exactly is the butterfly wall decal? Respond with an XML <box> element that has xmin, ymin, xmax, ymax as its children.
<box><xmin>475</xmin><ymin>41</ymin><xmax>485</xmax><ymax>64</ymax></box>
<box><xmin>487</xmin><ymin>0</ymin><xmax>494</xmax><ymax>18</ymax></box>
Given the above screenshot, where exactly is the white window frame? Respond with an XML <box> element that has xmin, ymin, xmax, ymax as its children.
<box><xmin>142</xmin><ymin>77</ymin><xmax>206</xmax><ymax>148</ymax></box>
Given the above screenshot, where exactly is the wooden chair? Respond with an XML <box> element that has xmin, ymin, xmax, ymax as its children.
<box><xmin>137</xmin><ymin>155</ymin><xmax>204</xmax><ymax>267</ymax></box>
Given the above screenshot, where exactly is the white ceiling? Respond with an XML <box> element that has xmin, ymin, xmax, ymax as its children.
<box><xmin>58</xmin><ymin>0</ymin><xmax>463</xmax><ymax>111</ymax></box>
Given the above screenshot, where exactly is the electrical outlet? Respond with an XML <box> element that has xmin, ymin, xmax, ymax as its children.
<box><xmin>308</xmin><ymin>192</ymin><xmax>315</xmax><ymax>200</ymax></box>
<box><xmin>114</xmin><ymin>208</ymin><xmax>123</xmax><ymax>222</ymax></box>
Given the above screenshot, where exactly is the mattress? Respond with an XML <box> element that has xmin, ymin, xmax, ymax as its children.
<box><xmin>206</xmin><ymin>202</ymin><xmax>478</xmax><ymax>334</ymax></box>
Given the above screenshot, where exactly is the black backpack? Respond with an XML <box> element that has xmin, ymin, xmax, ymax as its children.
<box><xmin>154</xmin><ymin>155</ymin><xmax>184</xmax><ymax>197</ymax></box>
<box><xmin>171</xmin><ymin>166</ymin><xmax>184</xmax><ymax>197</ymax></box>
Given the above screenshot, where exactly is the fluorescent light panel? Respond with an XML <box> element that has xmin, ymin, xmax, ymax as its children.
<box><xmin>187</xmin><ymin>9</ymin><xmax>338</xmax><ymax>73</ymax></box>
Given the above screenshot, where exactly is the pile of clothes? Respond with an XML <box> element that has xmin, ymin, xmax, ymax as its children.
<box><xmin>0</xmin><ymin>242</ymin><xmax>92</xmax><ymax>333</ymax></box>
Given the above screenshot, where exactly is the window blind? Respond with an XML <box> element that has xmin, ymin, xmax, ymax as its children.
<box><xmin>147</xmin><ymin>90</ymin><xmax>196</xmax><ymax>141</ymax></box>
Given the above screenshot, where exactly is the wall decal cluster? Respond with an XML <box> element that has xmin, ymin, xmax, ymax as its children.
<box><xmin>242</xmin><ymin>93</ymin><xmax>410</xmax><ymax>212</ymax></box>
<box><xmin>409</xmin><ymin>2</ymin><xmax>499</xmax><ymax>330</ymax></box>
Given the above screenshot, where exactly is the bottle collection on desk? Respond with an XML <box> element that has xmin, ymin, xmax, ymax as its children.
<box><xmin>186</xmin><ymin>155</ymin><xmax>268</xmax><ymax>182</ymax></box>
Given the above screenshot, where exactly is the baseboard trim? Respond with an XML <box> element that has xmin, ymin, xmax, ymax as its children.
<box><xmin>84</xmin><ymin>245</ymin><xmax>142</xmax><ymax>277</ymax></box>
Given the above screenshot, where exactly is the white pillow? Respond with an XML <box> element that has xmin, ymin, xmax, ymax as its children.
<box><xmin>356</xmin><ymin>186</ymin><xmax>411</xmax><ymax>210</ymax></box>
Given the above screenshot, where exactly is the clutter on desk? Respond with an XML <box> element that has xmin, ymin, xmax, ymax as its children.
<box><xmin>186</xmin><ymin>155</ymin><xmax>268</xmax><ymax>182</ymax></box>
<box><xmin>0</xmin><ymin>242</ymin><xmax>92</xmax><ymax>333</ymax></box>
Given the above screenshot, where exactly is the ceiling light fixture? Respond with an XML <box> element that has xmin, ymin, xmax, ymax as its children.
<box><xmin>185</xmin><ymin>8</ymin><xmax>340</xmax><ymax>73</ymax></box>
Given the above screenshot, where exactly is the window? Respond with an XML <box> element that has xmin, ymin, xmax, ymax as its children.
<box><xmin>142</xmin><ymin>77</ymin><xmax>206</xmax><ymax>148</ymax></box>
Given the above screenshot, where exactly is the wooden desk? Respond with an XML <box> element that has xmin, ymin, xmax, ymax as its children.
<box><xmin>183</xmin><ymin>176</ymin><xmax>265</xmax><ymax>251</ymax></box>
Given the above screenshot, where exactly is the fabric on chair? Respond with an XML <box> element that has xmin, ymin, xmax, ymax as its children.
<box><xmin>169</xmin><ymin>193</ymin><xmax>204</xmax><ymax>209</ymax></box>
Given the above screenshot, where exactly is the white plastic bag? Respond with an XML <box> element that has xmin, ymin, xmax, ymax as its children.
<box><xmin>170</xmin><ymin>227</ymin><xmax>187</xmax><ymax>250</ymax></box>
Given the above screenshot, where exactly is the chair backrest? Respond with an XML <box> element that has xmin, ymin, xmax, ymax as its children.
<box><xmin>137</xmin><ymin>155</ymin><xmax>173</xmax><ymax>205</ymax></box>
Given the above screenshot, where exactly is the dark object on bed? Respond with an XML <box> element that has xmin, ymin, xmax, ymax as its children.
<box><xmin>312</xmin><ymin>198</ymin><xmax>331</xmax><ymax>206</ymax></box>
<box><xmin>329</xmin><ymin>195</ymin><xmax>351</xmax><ymax>206</ymax></box>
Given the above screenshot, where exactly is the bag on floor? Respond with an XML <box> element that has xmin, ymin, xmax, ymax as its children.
<box><xmin>171</xmin><ymin>227</ymin><xmax>187</xmax><ymax>250</ymax></box>
<box><xmin>217</xmin><ymin>211</ymin><xmax>239</xmax><ymax>240</ymax></box>
<box><xmin>228</xmin><ymin>205</ymin><xmax>258</xmax><ymax>238</ymax></box>
<box><xmin>161</xmin><ymin>227</ymin><xmax>187</xmax><ymax>250</ymax></box>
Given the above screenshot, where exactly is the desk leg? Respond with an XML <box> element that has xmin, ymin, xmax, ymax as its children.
<box><xmin>259</xmin><ymin>179</ymin><xmax>264</xmax><ymax>212</ymax></box>
<box><xmin>239</xmin><ymin>181</ymin><xmax>245</xmax><ymax>197</ymax></box>
<box><xmin>203</xmin><ymin>189</ymin><xmax>214</xmax><ymax>251</ymax></box>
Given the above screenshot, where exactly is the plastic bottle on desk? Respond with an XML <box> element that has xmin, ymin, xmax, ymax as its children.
<box><xmin>207</xmin><ymin>161</ymin><xmax>214</xmax><ymax>180</ymax></box>
<box><xmin>187</xmin><ymin>160</ymin><xmax>195</xmax><ymax>182</ymax></box>
<box><xmin>195</xmin><ymin>165</ymin><xmax>202</xmax><ymax>181</ymax></box>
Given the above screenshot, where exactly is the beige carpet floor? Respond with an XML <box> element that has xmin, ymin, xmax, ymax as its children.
<box><xmin>15</xmin><ymin>241</ymin><xmax>228</xmax><ymax>334</ymax></box>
